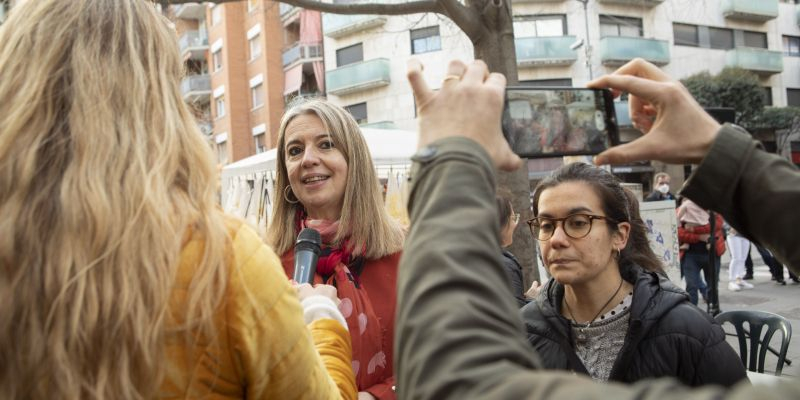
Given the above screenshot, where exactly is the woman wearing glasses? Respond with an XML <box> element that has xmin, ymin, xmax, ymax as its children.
<box><xmin>496</xmin><ymin>189</ymin><xmax>527</xmax><ymax>307</ymax></box>
<box><xmin>520</xmin><ymin>163</ymin><xmax>745</xmax><ymax>387</ymax></box>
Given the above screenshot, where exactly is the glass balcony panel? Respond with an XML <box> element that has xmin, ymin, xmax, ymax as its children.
<box><xmin>597</xmin><ymin>0</ymin><xmax>663</xmax><ymax>6</ymax></box>
<box><xmin>599</xmin><ymin>36</ymin><xmax>670</xmax><ymax>66</ymax></box>
<box><xmin>323</xmin><ymin>13</ymin><xmax>387</xmax><ymax>38</ymax></box>
<box><xmin>181</xmin><ymin>74</ymin><xmax>211</xmax><ymax>103</ymax></box>
<box><xmin>726</xmin><ymin>47</ymin><xmax>783</xmax><ymax>75</ymax></box>
<box><xmin>515</xmin><ymin>36</ymin><xmax>578</xmax><ymax>67</ymax></box>
<box><xmin>721</xmin><ymin>0</ymin><xmax>778</xmax><ymax>22</ymax></box>
<box><xmin>179</xmin><ymin>30</ymin><xmax>208</xmax><ymax>60</ymax></box>
<box><xmin>326</xmin><ymin>58</ymin><xmax>391</xmax><ymax>96</ymax></box>
<box><xmin>282</xmin><ymin>42</ymin><xmax>323</xmax><ymax>67</ymax></box>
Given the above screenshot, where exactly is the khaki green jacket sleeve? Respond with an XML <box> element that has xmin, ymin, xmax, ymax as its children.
<box><xmin>395</xmin><ymin>137</ymin><xmax>800</xmax><ymax>400</ymax></box>
<box><xmin>682</xmin><ymin>123</ymin><xmax>800</xmax><ymax>272</ymax></box>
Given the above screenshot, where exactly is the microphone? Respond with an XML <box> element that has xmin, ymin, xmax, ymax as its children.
<box><xmin>293</xmin><ymin>228</ymin><xmax>321</xmax><ymax>284</ymax></box>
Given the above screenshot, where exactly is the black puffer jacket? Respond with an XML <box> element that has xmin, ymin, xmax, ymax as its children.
<box><xmin>520</xmin><ymin>265</ymin><xmax>747</xmax><ymax>387</ymax></box>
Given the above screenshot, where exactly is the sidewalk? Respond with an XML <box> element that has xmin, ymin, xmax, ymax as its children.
<box><xmin>713</xmin><ymin>251</ymin><xmax>800</xmax><ymax>378</ymax></box>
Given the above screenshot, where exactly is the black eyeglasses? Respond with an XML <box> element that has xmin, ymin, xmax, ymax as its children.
<box><xmin>527</xmin><ymin>214</ymin><xmax>618</xmax><ymax>241</ymax></box>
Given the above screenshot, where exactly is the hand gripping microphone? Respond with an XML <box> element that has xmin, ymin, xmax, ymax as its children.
<box><xmin>293</xmin><ymin>228</ymin><xmax>322</xmax><ymax>284</ymax></box>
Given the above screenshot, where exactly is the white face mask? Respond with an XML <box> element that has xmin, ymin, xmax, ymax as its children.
<box><xmin>657</xmin><ymin>184</ymin><xmax>670</xmax><ymax>194</ymax></box>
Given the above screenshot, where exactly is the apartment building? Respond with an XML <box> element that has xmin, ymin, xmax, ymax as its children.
<box><xmin>170</xmin><ymin>1</ymin><xmax>323</xmax><ymax>166</ymax></box>
<box><xmin>319</xmin><ymin>0</ymin><xmax>800</xmax><ymax>189</ymax></box>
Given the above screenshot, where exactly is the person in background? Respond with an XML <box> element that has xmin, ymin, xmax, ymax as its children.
<box><xmin>644</xmin><ymin>172</ymin><xmax>675</xmax><ymax>202</ymax></box>
<box><xmin>268</xmin><ymin>98</ymin><xmax>404</xmax><ymax>400</ymax></box>
<box><xmin>495</xmin><ymin>188</ymin><xmax>527</xmax><ymax>307</ymax></box>
<box><xmin>725</xmin><ymin>225</ymin><xmax>753</xmax><ymax>292</ymax></box>
<box><xmin>395</xmin><ymin>57</ymin><xmax>800</xmax><ymax>399</ymax></box>
<box><xmin>0</xmin><ymin>1</ymin><xmax>355</xmax><ymax>399</ymax></box>
<box><xmin>521</xmin><ymin>164</ymin><xmax>743</xmax><ymax>386</ymax></box>
<box><xmin>676</xmin><ymin>199</ymin><xmax>725</xmax><ymax>305</ymax></box>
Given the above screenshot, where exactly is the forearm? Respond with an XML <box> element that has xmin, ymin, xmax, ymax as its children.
<box><xmin>682</xmin><ymin>124</ymin><xmax>800</xmax><ymax>272</ymax></box>
<box><xmin>396</xmin><ymin>137</ymin><xmax>541</xmax><ymax>399</ymax></box>
<box><xmin>308</xmin><ymin>320</ymin><xmax>358</xmax><ymax>400</ymax></box>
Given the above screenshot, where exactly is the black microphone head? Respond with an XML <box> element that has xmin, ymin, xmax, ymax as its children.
<box><xmin>295</xmin><ymin>228</ymin><xmax>321</xmax><ymax>255</ymax></box>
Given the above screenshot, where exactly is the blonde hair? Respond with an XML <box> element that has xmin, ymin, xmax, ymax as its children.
<box><xmin>0</xmin><ymin>1</ymin><xmax>228</xmax><ymax>398</ymax></box>
<box><xmin>267</xmin><ymin>98</ymin><xmax>404</xmax><ymax>259</ymax></box>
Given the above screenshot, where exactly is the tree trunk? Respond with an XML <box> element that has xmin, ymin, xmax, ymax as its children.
<box><xmin>470</xmin><ymin>1</ymin><xmax>540</xmax><ymax>288</ymax></box>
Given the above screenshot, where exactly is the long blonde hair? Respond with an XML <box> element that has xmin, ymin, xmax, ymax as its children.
<box><xmin>267</xmin><ymin>98</ymin><xmax>404</xmax><ymax>259</ymax></box>
<box><xmin>0</xmin><ymin>1</ymin><xmax>228</xmax><ymax>398</ymax></box>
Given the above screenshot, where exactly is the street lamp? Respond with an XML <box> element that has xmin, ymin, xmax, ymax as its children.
<box><xmin>574</xmin><ymin>0</ymin><xmax>593</xmax><ymax>80</ymax></box>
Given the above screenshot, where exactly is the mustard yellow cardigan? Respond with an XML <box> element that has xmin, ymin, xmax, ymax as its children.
<box><xmin>159</xmin><ymin>218</ymin><xmax>356</xmax><ymax>399</ymax></box>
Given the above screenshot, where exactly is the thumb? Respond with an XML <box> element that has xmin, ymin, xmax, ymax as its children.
<box><xmin>594</xmin><ymin>132</ymin><xmax>660</xmax><ymax>165</ymax></box>
<box><xmin>497</xmin><ymin>145</ymin><xmax>523</xmax><ymax>172</ymax></box>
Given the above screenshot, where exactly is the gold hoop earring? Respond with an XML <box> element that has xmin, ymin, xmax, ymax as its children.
<box><xmin>283</xmin><ymin>185</ymin><xmax>299</xmax><ymax>204</ymax></box>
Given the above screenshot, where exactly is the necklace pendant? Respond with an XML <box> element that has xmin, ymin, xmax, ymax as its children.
<box><xmin>576</xmin><ymin>328</ymin><xmax>588</xmax><ymax>343</ymax></box>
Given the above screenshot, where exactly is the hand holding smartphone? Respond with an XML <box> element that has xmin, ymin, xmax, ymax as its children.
<box><xmin>502</xmin><ymin>87</ymin><xmax>620</xmax><ymax>158</ymax></box>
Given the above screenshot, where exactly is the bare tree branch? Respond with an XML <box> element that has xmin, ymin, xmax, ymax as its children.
<box><xmin>169</xmin><ymin>0</ymin><xmax>443</xmax><ymax>15</ymax></box>
<box><xmin>438</xmin><ymin>0</ymin><xmax>483</xmax><ymax>40</ymax></box>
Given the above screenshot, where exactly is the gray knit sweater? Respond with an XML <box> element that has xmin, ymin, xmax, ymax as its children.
<box><xmin>570</xmin><ymin>307</ymin><xmax>631</xmax><ymax>382</ymax></box>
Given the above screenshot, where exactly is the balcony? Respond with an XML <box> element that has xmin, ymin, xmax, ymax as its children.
<box><xmin>323</xmin><ymin>13</ymin><xmax>387</xmax><ymax>39</ymax></box>
<box><xmin>361</xmin><ymin>121</ymin><xmax>397</xmax><ymax>129</ymax></box>
<box><xmin>597</xmin><ymin>0</ymin><xmax>664</xmax><ymax>6</ymax></box>
<box><xmin>179</xmin><ymin>31</ymin><xmax>208</xmax><ymax>61</ymax></box>
<box><xmin>721</xmin><ymin>0</ymin><xmax>778</xmax><ymax>23</ymax></box>
<box><xmin>326</xmin><ymin>58</ymin><xmax>391</xmax><ymax>96</ymax></box>
<box><xmin>726</xmin><ymin>47</ymin><xmax>783</xmax><ymax>75</ymax></box>
<box><xmin>599</xmin><ymin>36</ymin><xmax>670</xmax><ymax>66</ymax></box>
<box><xmin>282</xmin><ymin>41</ymin><xmax>324</xmax><ymax>68</ymax></box>
<box><xmin>280</xmin><ymin>3</ymin><xmax>300</xmax><ymax>23</ymax></box>
<box><xmin>198</xmin><ymin>122</ymin><xmax>213</xmax><ymax>136</ymax></box>
<box><xmin>515</xmin><ymin>36</ymin><xmax>578</xmax><ymax>67</ymax></box>
<box><xmin>174</xmin><ymin>3</ymin><xmax>206</xmax><ymax>20</ymax></box>
<box><xmin>181</xmin><ymin>74</ymin><xmax>211</xmax><ymax>103</ymax></box>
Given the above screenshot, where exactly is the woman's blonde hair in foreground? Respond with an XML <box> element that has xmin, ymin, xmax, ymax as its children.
<box><xmin>0</xmin><ymin>1</ymin><xmax>228</xmax><ymax>398</ymax></box>
<box><xmin>267</xmin><ymin>98</ymin><xmax>404</xmax><ymax>259</ymax></box>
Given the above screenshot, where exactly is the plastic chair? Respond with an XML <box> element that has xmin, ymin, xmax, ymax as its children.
<box><xmin>715</xmin><ymin>310</ymin><xmax>792</xmax><ymax>376</ymax></box>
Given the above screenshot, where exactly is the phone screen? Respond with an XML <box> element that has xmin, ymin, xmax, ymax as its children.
<box><xmin>502</xmin><ymin>87</ymin><xmax>619</xmax><ymax>158</ymax></box>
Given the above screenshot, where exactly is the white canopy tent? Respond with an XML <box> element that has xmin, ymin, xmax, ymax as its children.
<box><xmin>220</xmin><ymin>127</ymin><xmax>418</xmax><ymax>190</ymax></box>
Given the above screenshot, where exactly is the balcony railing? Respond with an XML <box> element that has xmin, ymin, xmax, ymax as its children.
<box><xmin>599</xmin><ymin>36</ymin><xmax>670</xmax><ymax>66</ymax></box>
<box><xmin>721</xmin><ymin>0</ymin><xmax>778</xmax><ymax>22</ymax></box>
<box><xmin>179</xmin><ymin>31</ymin><xmax>208</xmax><ymax>60</ymax></box>
<box><xmin>360</xmin><ymin>121</ymin><xmax>397</xmax><ymax>129</ymax></box>
<box><xmin>726</xmin><ymin>47</ymin><xmax>783</xmax><ymax>75</ymax></box>
<box><xmin>323</xmin><ymin>13</ymin><xmax>387</xmax><ymax>39</ymax></box>
<box><xmin>326</xmin><ymin>58</ymin><xmax>391</xmax><ymax>96</ymax></box>
<box><xmin>280</xmin><ymin>3</ymin><xmax>300</xmax><ymax>22</ymax></box>
<box><xmin>597</xmin><ymin>0</ymin><xmax>664</xmax><ymax>6</ymax></box>
<box><xmin>174</xmin><ymin>3</ymin><xmax>206</xmax><ymax>20</ymax></box>
<box><xmin>515</xmin><ymin>36</ymin><xmax>578</xmax><ymax>67</ymax></box>
<box><xmin>282</xmin><ymin>42</ymin><xmax>323</xmax><ymax>67</ymax></box>
<box><xmin>181</xmin><ymin>74</ymin><xmax>211</xmax><ymax>103</ymax></box>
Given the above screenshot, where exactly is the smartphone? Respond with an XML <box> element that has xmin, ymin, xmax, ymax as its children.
<box><xmin>502</xmin><ymin>87</ymin><xmax>619</xmax><ymax>158</ymax></box>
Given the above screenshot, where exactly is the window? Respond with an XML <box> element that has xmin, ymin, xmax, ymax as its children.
<box><xmin>513</xmin><ymin>15</ymin><xmax>566</xmax><ymax>38</ymax></box>
<box><xmin>784</xmin><ymin>36</ymin><xmax>800</xmax><ymax>57</ymax></box>
<box><xmin>251</xmin><ymin>83</ymin><xmax>264</xmax><ymax>109</ymax></box>
<box><xmin>249</xmin><ymin>35</ymin><xmax>261</xmax><ymax>60</ymax></box>
<box><xmin>673</xmin><ymin>23</ymin><xmax>699</xmax><ymax>47</ymax></box>
<box><xmin>789</xmin><ymin>89</ymin><xmax>800</xmax><ymax>107</ymax></box>
<box><xmin>248</xmin><ymin>0</ymin><xmax>259</xmax><ymax>12</ymax></box>
<box><xmin>254</xmin><ymin>133</ymin><xmax>267</xmax><ymax>154</ymax></box>
<box><xmin>709</xmin><ymin>27</ymin><xmax>734</xmax><ymax>50</ymax></box>
<box><xmin>410</xmin><ymin>26</ymin><xmax>442</xmax><ymax>54</ymax></box>
<box><xmin>599</xmin><ymin>15</ymin><xmax>642</xmax><ymax>38</ymax></box>
<box><xmin>762</xmin><ymin>87</ymin><xmax>773</xmax><ymax>107</ymax></box>
<box><xmin>336</xmin><ymin>43</ymin><xmax>363</xmax><ymax>67</ymax></box>
<box><xmin>212</xmin><ymin>50</ymin><xmax>223</xmax><ymax>71</ymax></box>
<box><xmin>345</xmin><ymin>102</ymin><xmax>368</xmax><ymax>124</ymax></box>
<box><xmin>211</xmin><ymin>5</ymin><xmax>222</xmax><ymax>26</ymax></box>
<box><xmin>217</xmin><ymin>140</ymin><xmax>228</xmax><ymax>164</ymax></box>
<box><xmin>215</xmin><ymin>96</ymin><xmax>225</xmax><ymax>118</ymax></box>
<box><xmin>742</xmin><ymin>30</ymin><xmax>767</xmax><ymax>49</ymax></box>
